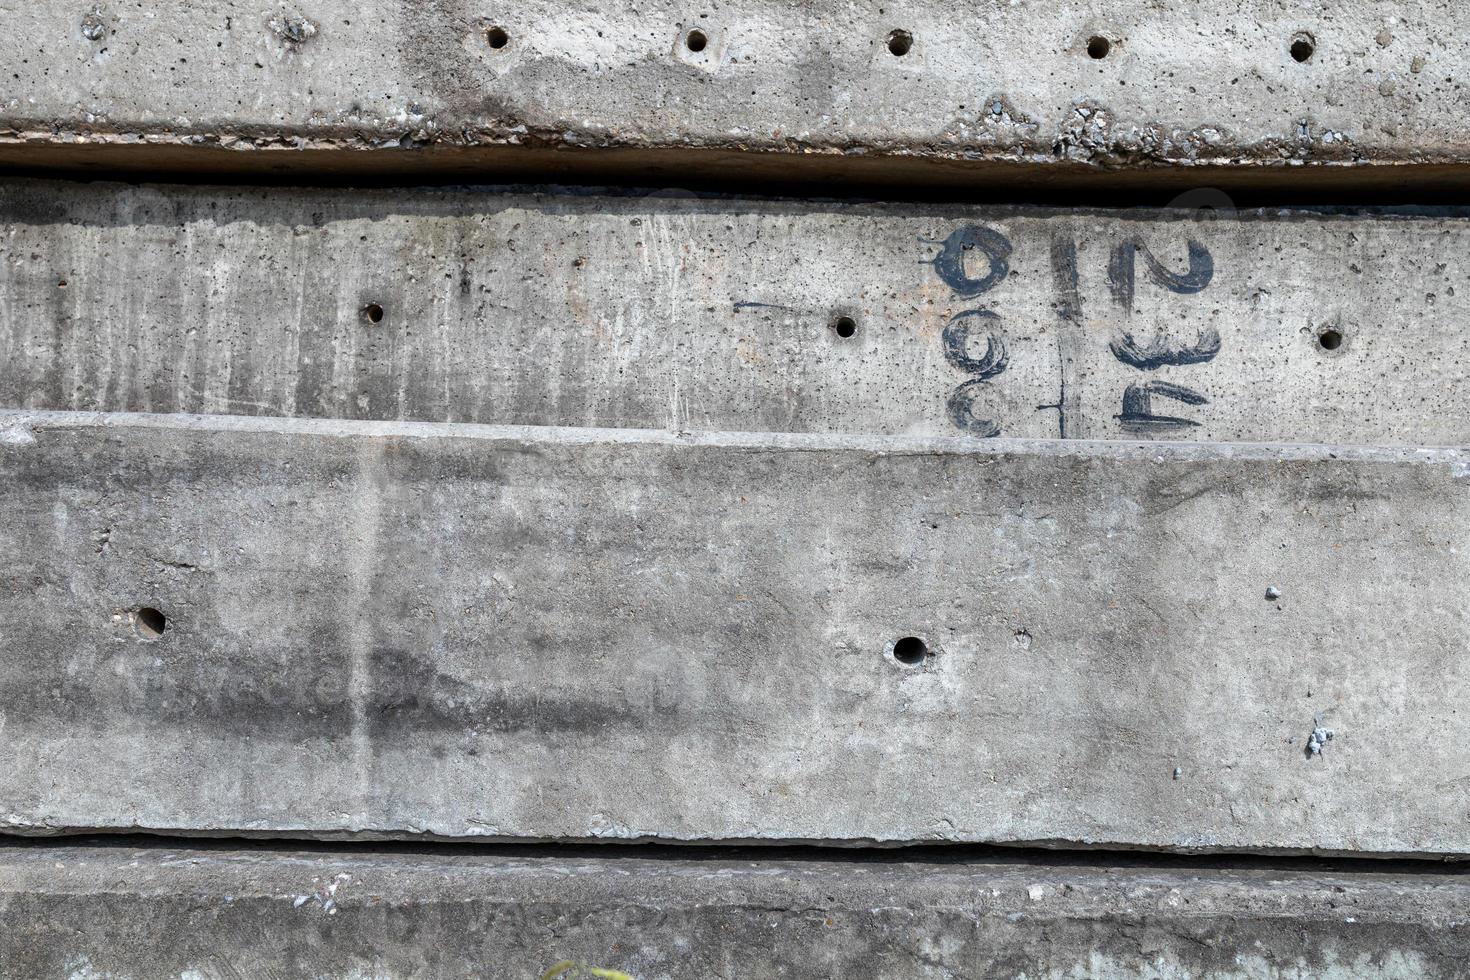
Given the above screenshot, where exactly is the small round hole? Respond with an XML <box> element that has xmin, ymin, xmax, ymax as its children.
<box><xmin>362</xmin><ymin>303</ymin><xmax>384</xmax><ymax>324</ymax></box>
<box><xmin>135</xmin><ymin>607</ymin><xmax>167</xmax><ymax>640</ymax></box>
<box><xmin>892</xmin><ymin>636</ymin><xmax>928</xmax><ymax>666</ymax></box>
<box><xmin>486</xmin><ymin>26</ymin><xmax>509</xmax><ymax>49</ymax></box>
<box><xmin>685</xmin><ymin>29</ymin><xmax>707</xmax><ymax>52</ymax></box>
<box><xmin>1087</xmin><ymin>36</ymin><xmax>1111</xmax><ymax>59</ymax></box>
<box><xmin>1318</xmin><ymin>328</ymin><xmax>1342</xmax><ymax>350</ymax></box>
<box><xmin>832</xmin><ymin>315</ymin><xmax>857</xmax><ymax>338</ymax></box>
<box><xmin>1291</xmin><ymin>35</ymin><xmax>1314</xmax><ymax>62</ymax></box>
<box><xmin>887</xmin><ymin>30</ymin><xmax>912</xmax><ymax>56</ymax></box>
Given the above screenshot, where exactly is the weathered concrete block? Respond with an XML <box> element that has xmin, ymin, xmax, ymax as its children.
<box><xmin>2</xmin><ymin>411</ymin><xmax>1467</xmax><ymax>853</ymax></box>
<box><xmin>3</xmin><ymin>843</ymin><xmax>1468</xmax><ymax>979</ymax></box>
<box><xmin>1</xmin><ymin>2</ymin><xmax>1466</xmax><ymax>189</ymax></box>
<box><xmin>5</xmin><ymin>180</ymin><xmax>1470</xmax><ymax>445</ymax></box>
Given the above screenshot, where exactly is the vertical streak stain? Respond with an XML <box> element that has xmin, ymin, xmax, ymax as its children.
<box><xmin>343</xmin><ymin>436</ymin><xmax>385</xmax><ymax>820</ymax></box>
<box><xmin>1049</xmin><ymin>233</ymin><xmax>1086</xmax><ymax>440</ymax></box>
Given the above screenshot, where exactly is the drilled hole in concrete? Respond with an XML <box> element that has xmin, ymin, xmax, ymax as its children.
<box><xmin>685</xmin><ymin>29</ymin><xmax>707</xmax><ymax>52</ymax></box>
<box><xmin>887</xmin><ymin>30</ymin><xmax>913</xmax><ymax>56</ymax></box>
<box><xmin>832</xmin><ymin>315</ymin><xmax>857</xmax><ymax>338</ymax></box>
<box><xmin>135</xmin><ymin>607</ymin><xmax>167</xmax><ymax>640</ymax></box>
<box><xmin>1087</xmin><ymin>36</ymin><xmax>1111</xmax><ymax>59</ymax></box>
<box><xmin>1318</xmin><ymin>328</ymin><xmax>1343</xmax><ymax>350</ymax></box>
<box><xmin>1291</xmin><ymin>34</ymin><xmax>1315</xmax><ymax>62</ymax></box>
<box><xmin>362</xmin><ymin>303</ymin><xmax>385</xmax><ymax>324</ymax></box>
<box><xmin>486</xmin><ymin>26</ymin><xmax>509</xmax><ymax>49</ymax></box>
<box><xmin>893</xmin><ymin>636</ymin><xmax>928</xmax><ymax>666</ymax></box>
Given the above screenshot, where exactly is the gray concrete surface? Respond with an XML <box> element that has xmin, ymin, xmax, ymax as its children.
<box><xmin>2</xmin><ymin>409</ymin><xmax>1468</xmax><ymax>853</ymax></box>
<box><xmin>7</xmin><ymin>180</ymin><xmax>1470</xmax><ymax>445</ymax></box>
<box><xmin>2</xmin><ymin>843</ymin><xmax>1468</xmax><ymax>979</ymax></box>
<box><xmin>2</xmin><ymin>1</ymin><xmax>1469</xmax><ymax>189</ymax></box>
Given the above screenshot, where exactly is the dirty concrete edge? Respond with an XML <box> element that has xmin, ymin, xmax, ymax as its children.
<box><xmin>2</xmin><ymin>841</ymin><xmax>1468</xmax><ymax>979</ymax></box>
<box><xmin>3</xmin><ymin>823</ymin><xmax>1468</xmax><ymax>864</ymax></box>
<box><xmin>8</xmin><ymin>139</ymin><xmax>1470</xmax><ymax>203</ymax></box>
<box><xmin>12</xmin><ymin>173</ymin><xmax>1470</xmax><ymax>221</ymax></box>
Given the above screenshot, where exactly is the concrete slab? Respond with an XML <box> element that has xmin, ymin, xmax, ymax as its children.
<box><xmin>6</xmin><ymin>180</ymin><xmax>1470</xmax><ymax>445</ymax></box>
<box><xmin>3</xmin><ymin>843</ymin><xmax>1468</xmax><ymax>979</ymax></box>
<box><xmin>2</xmin><ymin>2</ymin><xmax>1468</xmax><ymax>191</ymax></box>
<box><xmin>2</xmin><ymin>410</ymin><xmax>1467</xmax><ymax>853</ymax></box>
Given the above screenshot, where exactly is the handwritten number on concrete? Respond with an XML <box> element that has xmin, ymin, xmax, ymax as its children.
<box><xmin>1110</xmin><ymin>327</ymin><xmax>1222</xmax><ymax>371</ymax></box>
<box><xmin>926</xmin><ymin>227</ymin><xmax>1218</xmax><ymax>436</ymax></box>
<box><xmin>930</xmin><ymin>225</ymin><xmax>1012</xmax><ymax>297</ymax></box>
<box><xmin>942</xmin><ymin>310</ymin><xmax>1008</xmax><ymax>376</ymax></box>
<box><xmin>942</xmin><ymin>310</ymin><xmax>1008</xmax><ymax>437</ymax></box>
<box><xmin>1107</xmin><ymin>237</ymin><xmax>1217</xmax><ymax>430</ymax></box>
<box><xmin>1107</xmin><ymin>238</ymin><xmax>1213</xmax><ymax>312</ymax></box>
<box><xmin>926</xmin><ymin>226</ymin><xmax>1012</xmax><ymax>436</ymax></box>
<box><xmin>1117</xmin><ymin>381</ymin><xmax>1208</xmax><ymax>430</ymax></box>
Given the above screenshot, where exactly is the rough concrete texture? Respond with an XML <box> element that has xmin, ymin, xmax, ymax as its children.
<box><xmin>6</xmin><ymin>180</ymin><xmax>1470</xmax><ymax>445</ymax></box>
<box><xmin>2</xmin><ymin>1</ymin><xmax>1469</xmax><ymax>188</ymax></box>
<box><xmin>2</xmin><ymin>410</ymin><xmax>1468</xmax><ymax>853</ymax></box>
<box><xmin>3</xmin><ymin>843</ymin><xmax>1469</xmax><ymax>979</ymax></box>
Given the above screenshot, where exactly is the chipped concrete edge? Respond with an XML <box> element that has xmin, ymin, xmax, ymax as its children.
<box><xmin>6</xmin><ymin>822</ymin><xmax>1470</xmax><ymax>862</ymax></box>
<box><xmin>7</xmin><ymin>125</ymin><xmax>1470</xmax><ymax>193</ymax></box>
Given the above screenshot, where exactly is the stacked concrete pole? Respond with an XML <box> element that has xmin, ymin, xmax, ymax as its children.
<box><xmin>1</xmin><ymin>3</ymin><xmax>1468</xmax><ymax>977</ymax></box>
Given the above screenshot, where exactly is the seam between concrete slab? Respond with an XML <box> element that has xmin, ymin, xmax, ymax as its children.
<box><xmin>20</xmin><ymin>175</ymin><xmax>1470</xmax><ymax>221</ymax></box>
<box><xmin>4</xmin><ymin>835</ymin><xmax>1468</xmax><ymax>875</ymax></box>
<box><xmin>5</xmin><ymin>826</ymin><xmax>1468</xmax><ymax>864</ymax></box>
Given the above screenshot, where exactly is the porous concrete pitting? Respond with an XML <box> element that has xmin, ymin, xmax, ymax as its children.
<box><xmin>3</xmin><ymin>3</ymin><xmax>1467</xmax><ymax>968</ymax></box>
<box><xmin>5</xmin><ymin>180</ymin><xmax>1470</xmax><ymax>445</ymax></box>
<box><xmin>1</xmin><ymin>1</ymin><xmax>1467</xmax><ymax>186</ymax></box>
<box><xmin>0</xmin><ymin>410</ymin><xmax>1465</xmax><ymax>855</ymax></box>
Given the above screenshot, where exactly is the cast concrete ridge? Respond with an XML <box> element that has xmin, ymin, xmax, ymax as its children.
<box><xmin>5</xmin><ymin>407</ymin><xmax>1470</xmax><ymax>464</ymax></box>
<box><xmin>3</xmin><ymin>843</ymin><xmax>1469</xmax><ymax>978</ymax></box>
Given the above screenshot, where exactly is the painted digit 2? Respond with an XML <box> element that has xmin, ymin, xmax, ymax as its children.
<box><xmin>926</xmin><ymin>226</ymin><xmax>1012</xmax><ymax>437</ymax></box>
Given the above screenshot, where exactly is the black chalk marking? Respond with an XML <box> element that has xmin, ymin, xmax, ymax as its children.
<box><xmin>926</xmin><ymin>225</ymin><xmax>1013</xmax><ymax>298</ymax></box>
<box><xmin>1050</xmin><ymin>236</ymin><xmax>1082</xmax><ymax>324</ymax></box>
<box><xmin>941</xmin><ymin>310</ymin><xmax>1008</xmax><ymax>378</ymax></box>
<box><xmin>1049</xmin><ymin>234</ymin><xmax>1084</xmax><ymax>439</ymax></box>
<box><xmin>947</xmin><ymin>379</ymin><xmax>1003</xmax><ymax>438</ymax></box>
<box><xmin>940</xmin><ymin>310</ymin><xmax>1007</xmax><ymax>437</ymax></box>
<box><xmin>1110</xmin><ymin>327</ymin><xmax>1222</xmax><ymax>370</ymax></box>
<box><xmin>1116</xmin><ymin>381</ymin><xmax>1208</xmax><ymax>431</ymax></box>
<box><xmin>925</xmin><ymin>225</ymin><xmax>1014</xmax><ymax>437</ymax></box>
<box><xmin>1108</xmin><ymin>238</ymin><xmax>1213</xmax><ymax>312</ymax></box>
